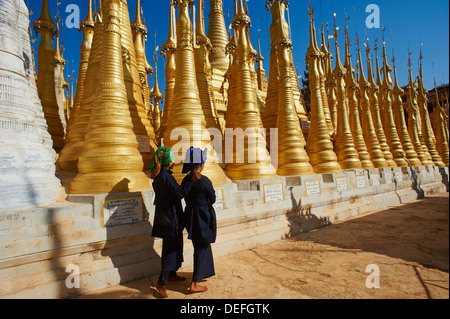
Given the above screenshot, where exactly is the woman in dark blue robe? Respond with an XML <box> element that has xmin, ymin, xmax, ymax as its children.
<box><xmin>150</xmin><ymin>146</ymin><xmax>201</xmax><ymax>298</ymax></box>
<box><xmin>181</xmin><ymin>147</ymin><xmax>217</xmax><ymax>293</ymax></box>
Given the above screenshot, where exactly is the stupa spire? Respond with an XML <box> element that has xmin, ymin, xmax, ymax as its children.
<box><xmin>265</xmin><ymin>0</ymin><xmax>313</xmax><ymax>176</ymax></box>
<box><xmin>304</xmin><ymin>6</ymin><xmax>342</xmax><ymax>173</ymax></box>
<box><xmin>159</xmin><ymin>0</ymin><xmax>177</xmax><ymax>143</ymax></box>
<box><xmin>54</xmin><ymin>9</ymin><xmax>69</xmax><ymax>132</ymax></box>
<box><xmin>379</xmin><ymin>29</ymin><xmax>408</xmax><ymax>167</ymax></box>
<box><xmin>390</xmin><ymin>35</ymin><xmax>422</xmax><ymax>167</ymax></box>
<box><xmin>150</xmin><ymin>50</ymin><xmax>163</xmax><ymax>140</ymax></box>
<box><xmin>132</xmin><ymin>0</ymin><xmax>154</xmax><ymax>119</ymax></box>
<box><xmin>195</xmin><ymin>0</ymin><xmax>222</xmax><ymax>132</ymax></box>
<box><xmin>366</xmin><ymin>34</ymin><xmax>397</xmax><ymax>168</ymax></box>
<box><xmin>343</xmin><ymin>20</ymin><xmax>374</xmax><ymax>170</ymax></box>
<box><xmin>356</xmin><ymin>32</ymin><xmax>388</xmax><ymax>168</ymax></box>
<box><xmin>33</xmin><ymin>0</ymin><xmax>66</xmax><ymax>152</ymax></box>
<box><xmin>331</xmin><ymin>12</ymin><xmax>362</xmax><ymax>170</ymax></box>
<box><xmin>207</xmin><ymin>0</ymin><xmax>230</xmax><ymax>70</ymax></box>
<box><xmin>406</xmin><ymin>49</ymin><xmax>434</xmax><ymax>166</ymax></box>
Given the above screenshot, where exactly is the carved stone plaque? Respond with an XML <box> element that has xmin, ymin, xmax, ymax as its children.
<box><xmin>336</xmin><ymin>176</ymin><xmax>349</xmax><ymax>192</ymax></box>
<box><xmin>213</xmin><ymin>187</ymin><xmax>225</xmax><ymax>211</ymax></box>
<box><xmin>101</xmin><ymin>194</ymin><xmax>145</xmax><ymax>227</ymax></box>
<box><xmin>305</xmin><ymin>179</ymin><xmax>321</xmax><ymax>196</ymax></box>
<box><xmin>356</xmin><ymin>175</ymin><xmax>366</xmax><ymax>189</ymax></box>
<box><xmin>263</xmin><ymin>182</ymin><xmax>284</xmax><ymax>203</ymax></box>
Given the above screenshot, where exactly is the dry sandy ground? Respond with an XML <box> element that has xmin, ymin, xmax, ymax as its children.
<box><xmin>77</xmin><ymin>193</ymin><xmax>449</xmax><ymax>300</ymax></box>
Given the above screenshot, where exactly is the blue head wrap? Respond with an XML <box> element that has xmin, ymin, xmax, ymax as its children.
<box><xmin>182</xmin><ymin>147</ymin><xmax>207</xmax><ymax>174</ymax></box>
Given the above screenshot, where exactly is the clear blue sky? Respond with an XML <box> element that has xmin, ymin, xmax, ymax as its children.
<box><xmin>28</xmin><ymin>0</ymin><xmax>449</xmax><ymax>104</ymax></box>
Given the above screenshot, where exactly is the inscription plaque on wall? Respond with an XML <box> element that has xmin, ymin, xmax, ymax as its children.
<box><xmin>356</xmin><ymin>175</ymin><xmax>366</xmax><ymax>189</ymax></box>
<box><xmin>305</xmin><ymin>179</ymin><xmax>321</xmax><ymax>196</ymax></box>
<box><xmin>101</xmin><ymin>194</ymin><xmax>146</xmax><ymax>227</ymax></box>
<box><xmin>213</xmin><ymin>187</ymin><xmax>225</xmax><ymax>211</ymax></box>
<box><xmin>336</xmin><ymin>176</ymin><xmax>349</xmax><ymax>192</ymax></box>
<box><xmin>263</xmin><ymin>183</ymin><xmax>284</xmax><ymax>203</ymax></box>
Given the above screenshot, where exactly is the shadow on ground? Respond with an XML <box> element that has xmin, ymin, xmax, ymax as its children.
<box><xmin>289</xmin><ymin>195</ymin><xmax>449</xmax><ymax>273</ymax></box>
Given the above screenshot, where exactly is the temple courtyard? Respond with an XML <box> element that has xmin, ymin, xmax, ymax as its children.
<box><xmin>77</xmin><ymin>193</ymin><xmax>449</xmax><ymax>300</ymax></box>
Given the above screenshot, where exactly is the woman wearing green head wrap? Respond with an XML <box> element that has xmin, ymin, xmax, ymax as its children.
<box><xmin>150</xmin><ymin>146</ymin><xmax>201</xmax><ymax>298</ymax></box>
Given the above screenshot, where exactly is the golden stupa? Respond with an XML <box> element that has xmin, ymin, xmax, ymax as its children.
<box><xmin>194</xmin><ymin>0</ymin><xmax>223</xmax><ymax>132</ymax></box>
<box><xmin>33</xmin><ymin>0</ymin><xmax>66</xmax><ymax>153</ymax></box>
<box><xmin>262</xmin><ymin>45</ymin><xmax>280</xmax><ymax>147</ymax></box>
<box><xmin>159</xmin><ymin>0</ymin><xmax>177</xmax><ymax>144</ymax></box>
<box><xmin>206</xmin><ymin>0</ymin><xmax>231</xmax><ymax>129</ymax></box>
<box><xmin>356</xmin><ymin>34</ymin><xmax>388</xmax><ymax>168</ymax></box>
<box><xmin>379</xmin><ymin>35</ymin><xmax>408</xmax><ymax>167</ymax></box>
<box><xmin>224</xmin><ymin>22</ymin><xmax>238</xmax><ymax>130</ymax></box>
<box><xmin>266</xmin><ymin>0</ymin><xmax>313</xmax><ymax>176</ymax></box>
<box><xmin>406</xmin><ymin>52</ymin><xmax>434</xmax><ymax>167</ymax></box>
<box><xmin>150</xmin><ymin>52</ymin><xmax>163</xmax><ymax>141</ymax></box>
<box><xmin>391</xmin><ymin>51</ymin><xmax>422</xmax><ymax>167</ymax></box>
<box><xmin>323</xmin><ymin>26</ymin><xmax>338</xmax><ymax>136</ymax></box>
<box><xmin>58</xmin><ymin>1</ymin><xmax>102</xmax><ymax>172</ymax></box>
<box><xmin>120</xmin><ymin>0</ymin><xmax>157</xmax><ymax>169</ymax></box>
<box><xmin>417</xmin><ymin>49</ymin><xmax>445</xmax><ymax>167</ymax></box>
<box><xmin>163</xmin><ymin>0</ymin><xmax>228</xmax><ymax>185</ymax></box>
<box><xmin>224</xmin><ymin>0</ymin><xmax>276</xmax><ymax>180</ymax></box>
<box><xmin>305</xmin><ymin>7</ymin><xmax>342</xmax><ymax>174</ymax></box>
<box><xmin>131</xmin><ymin>0</ymin><xmax>154</xmax><ymax>118</ymax></box>
<box><xmin>432</xmin><ymin>84</ymin><xmax>450</xmax><ymax>166</ymax></box>
<box><xmin>367</xmin><ymin>40</ymin><xmax>397</xmax><ymax>168</ymax></box>
<box><xmin>58</xmin><ymin>0</ymin><xmax>95</xmax><ymax>171</ymax></box>
<box><xmin>343</xmin><ymin>24</ymin><xmax>374</xmax><ymax>170</ymax></box>
<box><xmin>330</xmin><ymin>14</ymin><xmax>362</xmax><ymax>170</ymax></box>
<box><xmin>319</xmin><ymin>24</ymin><xmax>335</xmax><ymax>136</ymax></box>
<box><xmin>70</xmin><ymin>0</ymin><xmax>151</xmax><ymax>194</ymax></box>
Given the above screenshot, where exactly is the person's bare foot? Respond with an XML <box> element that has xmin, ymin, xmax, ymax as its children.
<box><xmin>156</xmin><ymin>284</ymin><xmax>168</xmax><ymax>298</ymax></box>
<box><xmin>189</xmin><ymin>282</ymin><xmax>208</xmax><ymax>293</ymax></box>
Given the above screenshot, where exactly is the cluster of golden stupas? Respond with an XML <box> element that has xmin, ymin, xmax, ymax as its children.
<box><xmin>31</xmin><ymin>0</ymin><xmax>449</xmax><ymax>195</ymax></box>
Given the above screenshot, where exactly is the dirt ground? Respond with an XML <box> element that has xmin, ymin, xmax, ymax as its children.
<box><xmin>77</xmin><ymin>193</ymin><xmax>449</xmax><ymax>300</ymax></box>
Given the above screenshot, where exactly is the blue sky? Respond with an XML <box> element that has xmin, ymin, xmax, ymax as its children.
<box><xmin>28</xmin><ymin>0</ymin><xmax>449</xmax><ymax>104</ymax></box>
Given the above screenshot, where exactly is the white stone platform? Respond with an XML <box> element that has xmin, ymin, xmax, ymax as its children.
<box><xmin>0</xmin><ymin>166</ymin><xmax>448</xmax><ymax>298</ymax></box>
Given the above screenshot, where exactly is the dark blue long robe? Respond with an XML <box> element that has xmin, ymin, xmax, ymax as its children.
<box><xmin>152</xmin><ymin>168</ymin><xmax>193</xmax><ymax>239</ymax></box>
<box><xmin>152</xmin><ymin>168</ymin><xmax>193</xmax><ymax>283</ymax></box>
<box><xmin>181</xmin><ymin>173</ymin><xmax>217</xmax><ymax>282</ymax></box>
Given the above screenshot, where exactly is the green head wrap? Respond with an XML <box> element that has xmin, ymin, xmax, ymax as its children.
<box><xmin>150</xmin><ymin>146</ymin><xmax>175</xmax><ymax>179</ymax></box>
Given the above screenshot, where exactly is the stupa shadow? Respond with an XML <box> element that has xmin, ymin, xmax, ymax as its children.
<box><xmin>287</xmin><ymin>195</ymin><xmax>449</xmax><ymax>273</ymax></box>
<box><xmin>101</xmin><ymin>178</ymin><xmax>160</xmax><ymax>288</ymax></box>
<box><xmin>285</xmin><ymin>187</ymin><xmax>332</xmax><ymax>238</ymax></box>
